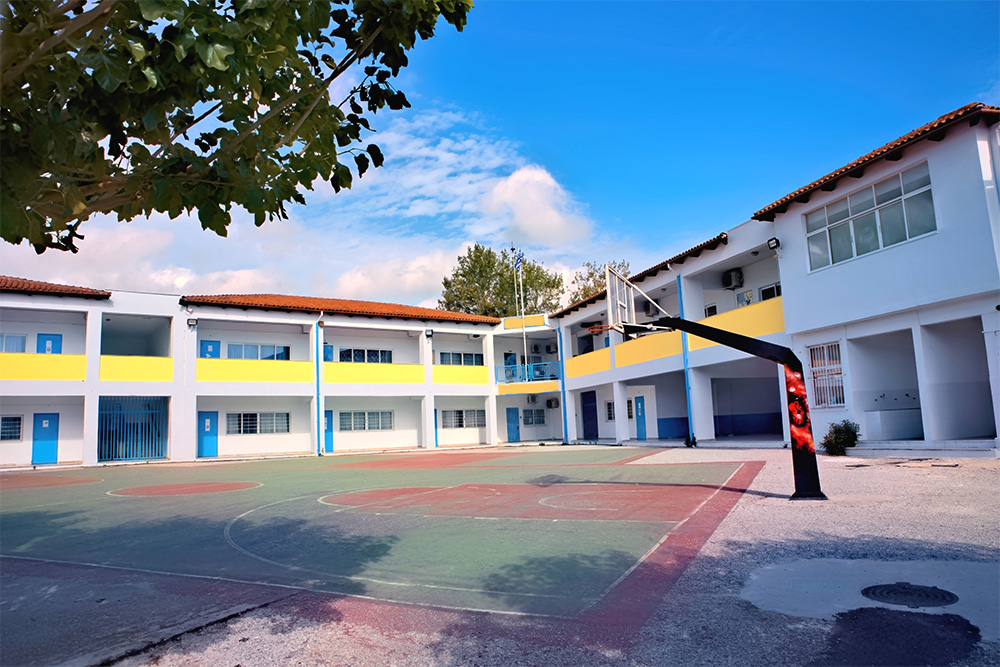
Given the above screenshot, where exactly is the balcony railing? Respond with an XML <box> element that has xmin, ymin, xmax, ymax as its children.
<box><xmin>495</xmin><ymin>361</ymin><xmax>560</xmax><ymax>384</ymax></box>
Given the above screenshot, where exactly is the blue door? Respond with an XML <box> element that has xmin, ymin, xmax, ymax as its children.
<box><xmin>32</xmin><ymin>413</ymin><xmax>59</xmax><ymax>464</ymax></box>
<box><xmin>200</xmin><ymin>340</ymin><xmax>221</xmax><ymax>358</ymax></box>
<box><xmin>503</xmin><ymin>352</ymin><xmax>518</xmax><ymax>381</ymax></box>
<box><xmin>36</xmin><ymin>334</ymin><xmax>62</xmax><ymax>354</ymax></box>
<box><xmin>324</xmin><ymin>410</ymin><xmax>334</xmax><ymax>453</ymax></box>
<box><xmin>506</xmin><ymin>407</ymin><xmax>520</xmax><ymax>443</ymax></box>
<box><xmin>198</xmin><ymin>411</ymin><xmax>218</xmax><ymax>458</ymax></box>
<box><xmin>581</xmin><ymin>391</ymin><xmax>599</xmax><ymax>439</ymax></box>
<box><xmin>635</xmin><ymin>396</ymin><xmax>647</xmax><ymax>441</ymax></box>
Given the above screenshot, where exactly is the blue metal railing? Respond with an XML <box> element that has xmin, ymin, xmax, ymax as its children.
<box><xmin>495</xmin><ymin>362</ymin><xmax>561</xmax><ymax>384</ymax></box>
<box><xmin>98</xmin><ymin>396</ymin><xmax>168</xmax><ymax>461</ymax></box>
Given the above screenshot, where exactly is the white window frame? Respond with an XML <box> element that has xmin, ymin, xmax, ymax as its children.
<box><xmin>441</xmin><ymin>409</ymin><xmax>486</xmax><ymax>428</ymax></box>
<box><xmin>227</xmin><ymin>343</ymin><xmax>290</xmax><ymax>360</ymax></box>
<box><xmin>704</xmin><ymin>303</ymin><xmax>717</xmax><ymax>318</ymax></box>
<box><xmin>226</xmin><ymin>411</ymin><xmax>290</xmax><ymax>435</ymax></box>
<box><xmin>523</xmin><ymin>408</ymin><xmax>545</xmax><ymax>426</ymax></box>
<box><xmin>1</xmin><ymin>415</ymin><xmax>23</xmax><ymax>441</ymax></box>
<box><xmin>804</xmin><ymin>162</ymin><xmax>936</xmax><ymax>272</ymax></box>
<box><xmin>438</xmin><ymin>352</ymin><xmax>484</xmax><ymax>366</ymax></box>
<box><xmin>1</xmin><ymin>334</ymin><xmax>27</xmax><ymax>353</ymax></box>
<box><xmin>759</xmin><ymin>282</ymin><xmax>782</xmax><ymax>301</ymax></box>
<box><xmin>807</xmin><ymin>342</ymin><xmax>846</xmax><ymax>408</ymax></box>
<box><xmin>338</xmin><ymin>410</ymin><xmax>394</xmax><ymax>431</ymax></box>
<box><xmin>606</xmin><ymin>401</ymin><xmax>615</xmax><ymax>421</ymax></box>
<box><xmin>339</xmin><ymin>348</ymin><xmax>393</xmax><ymax>364</ymax></box>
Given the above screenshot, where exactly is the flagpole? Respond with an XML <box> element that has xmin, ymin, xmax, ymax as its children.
<box><xmin>518</xmin><ymin>251</ymin><xmax>528</xmax><ymax>382</ymax></box>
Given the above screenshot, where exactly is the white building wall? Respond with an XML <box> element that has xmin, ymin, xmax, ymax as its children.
<box><xmin>325</xmin><ymin>396</ymin><xmax>421</xmax><ymax>451</ymax></box>
<box><xmin>0</xmin><ymin>397</ymin><xmax>85</xmax><ymax>466</ymax></box>
<box><xmin>196</xmin><ymin>396</ymin><xmax>312</xmax><ymax>457</ymax></box>
<box><xmin>0</xmin><ymin>309</ymin><xmax>87</xmax><ymax>354</ymax></box>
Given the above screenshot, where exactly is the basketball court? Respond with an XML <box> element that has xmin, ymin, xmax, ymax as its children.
<box><xmin>0</xmin><ymin>446</ymin><xmax>762</xmax><ymax>664</ymax></box>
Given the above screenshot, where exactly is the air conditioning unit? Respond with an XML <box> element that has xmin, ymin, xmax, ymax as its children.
<box><xmin>546</xmin><ymin>398</ymin><xmax>560</xmax><ymax>409</ymax></box>
<box><xmin>545</xmin><ymin>344</ymin><xmax>556</xmax><ymax>354</ymax></box>
<box><xmin>643</xmin><ymin>300</ymin><xmax>660</xmax><ymax>316</ymax></box>
<box><xmin>531</xmin><ymin>344</ymin><xmax>541</xmax><ymax>353</ymax></box>
<box><xmin>526</xmin><ymin>395</ymin><xmax>537</xmax><ymax>404</ymax></box>
<box><xmin>722</xmin><ymin>268</ymin><xmax>744</xmax><ymax>290</ymax></box>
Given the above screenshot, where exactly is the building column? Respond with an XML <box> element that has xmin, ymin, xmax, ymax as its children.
<box><xmin>983</xmin><ymin>312</ymin><xmax>1000</xmax><ymax>446</ymax></box>
<box><xmin>689</xmin><ymin>366</ymin><xmax>715</xmax><ymax>442</ymax></box>
<box><xmin>81</xmin><ymin>309</ymin><xmax>102</xmax><ymax>466</ymax></box>
<box><xmin>485</xmin><ymin>394</ymin><xmax>499</xmax><ymax>446</ymax></box>
<box><xmin>564</xmin><ymin>390</ymin><xmax>579</xmax><ymax>443</ymax></box>
<box><xmin>911</xmin><ymin>325</ymin><xmax>940</xmax><ymax>443</ymax></box>
<box><xmin>171</xmin><ymin>315</ymin><xmax>197</xmax><ymax>461</ymax></box>
<box><xmin>612</xmin><ymin>381</ymin><xmax>629</xmax><ymax>444</ymax></box>
<box><xmin>420</xmin><ymin>394</ymin><xmax>436</xmax><ymax>449</ymax></box>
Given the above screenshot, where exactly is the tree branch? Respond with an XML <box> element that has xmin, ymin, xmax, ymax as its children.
<box><xmin>2</xmin><ymin>0</ymin><xmax>119</xmax><ymax>91</ymax></box>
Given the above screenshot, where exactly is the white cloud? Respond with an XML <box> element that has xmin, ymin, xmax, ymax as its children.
<box><xmin>482</xmin><ymin>166</ymin><xmax>592</xmax><ymax>246</ymax></box>
<box><xmin>332</xmin><ymin>244</ymin><xmax>470</xmax><ymax>306</ymax></box>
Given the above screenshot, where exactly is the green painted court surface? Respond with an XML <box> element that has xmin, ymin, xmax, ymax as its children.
<box><xmin>0</xmin><ymin>448</ymin><xmax>745</xmax><ymax>618</ymax></box>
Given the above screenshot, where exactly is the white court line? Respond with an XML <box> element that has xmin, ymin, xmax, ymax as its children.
<box><xmin>575</xmin><ymin>462</ymin><xmax>747</xmax><ymax>616</ymax></box>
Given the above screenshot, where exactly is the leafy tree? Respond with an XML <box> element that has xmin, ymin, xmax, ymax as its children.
<box><xmin>439</xmin><ymin>243</ymin><xmax>564</xmax><ymax>318</ymax></box>
<box><xmin>0</xmin><ymin>0</ymin><xmax>471</xmax><ymax>252</ymax></box>
<box><xmin>567</xmin><ymin>259</ymin><xmax>630</xmax><ymax>304</ymax></box>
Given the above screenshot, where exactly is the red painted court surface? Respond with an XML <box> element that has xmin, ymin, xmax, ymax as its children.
<box><xmin>0</xmin><ymin>474</ymin><xmax>102</xmax><ymax>489</ymax></box>
<box><xmin>323</xmin><ymin>482</ymin><xmax>719</xmax><ymax>522</ymax></box>
<box><xmin>109</xmin><ymin>481</ymin><xmax>262</xmax><ymax>496</ymax></box>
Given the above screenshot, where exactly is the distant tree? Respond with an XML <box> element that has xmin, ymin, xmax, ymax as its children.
<box><xmin>439</xmin><ymin>244</ymin><xmax>564</xmax><ymax>318</ymax></box>
<box><xmin>567</xmin><ymin>259</ymin><xmax>630</xmax><ymax>304</ymax></box>
<box><xmin>0</xmin><ymin>0</ymin><xmax>471</xmax><ymax>252</ymax></box>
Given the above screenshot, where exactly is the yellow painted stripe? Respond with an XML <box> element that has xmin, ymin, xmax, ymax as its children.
<box><xmin>615</xmin><ymin>330</ymin><xmax>683</xmax><ymax>367</ymax></box>
<box><xmin>565</xmin><ymin>347</ymin><xmax>611</xmax><ymax>379</ymax></box>
<box><xmin>498</xmin><ymin>380</ymin><xmax>559</xmax><ymax>395</ymax></box>
<box><xmin>0</xmin><ymin>353</ymin><xmax>86</xmax><ymax>381</ymax></box>
<box><xmin>503</xmin><ymin>314</ymin><xmax>546</xmax><ymax>329</ymax></box>
<box><xmin>198</xmin><ymin>358</ymin><xmax>313</xmax><ymax>383</ymax></box>
<box><xmin>324</xmin><ymin>362</ymin><xmax>424</xmax><ymax>385</ymax></box>
<box><xmin>688</xmin><ymin>297</ymin><xmax>785</xmax><ymax>350</ymax></box>
<box><xmin>432</xmin><ymin>365</ymin><xmax>489</xmax><ymax>385</ymax></box>
<box><xmin>100</xmin><ymin>355</ymin><xmax>173</xmax><ymax>382</ymax></box>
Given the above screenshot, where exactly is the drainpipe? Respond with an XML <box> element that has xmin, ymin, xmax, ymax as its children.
<box><xmin>314</xmin><ymin>312</ymin><xmax>324</xmax><ymax>456</ymax></box>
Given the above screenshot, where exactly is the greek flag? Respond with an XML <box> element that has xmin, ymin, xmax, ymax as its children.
<box><xmin>515</xmin><ymin>251</ymin><xmax>523</xmax><ymax>271</ymax></box>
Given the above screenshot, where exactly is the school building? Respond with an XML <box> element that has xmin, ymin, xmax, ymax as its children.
<box><xmin>1</xmin><ymin>102</ymin><xmax>997</xmax><ymax>466</ymax></box>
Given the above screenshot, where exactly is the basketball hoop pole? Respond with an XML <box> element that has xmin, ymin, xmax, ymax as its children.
<box><xmin>622</xmin><ymin>316</ymin><xmax>827</xmax><ymax>500</ymax></box>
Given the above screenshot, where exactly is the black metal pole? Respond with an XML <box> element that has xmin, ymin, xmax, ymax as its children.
<box><xmin>623</xmin><ymin>317</ymin><xmax>827</xmax><ymax>500</ymax></box>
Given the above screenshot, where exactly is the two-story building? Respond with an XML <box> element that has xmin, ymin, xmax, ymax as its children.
<box><xmin>2</xmin><ymin>103</ymin><xmax>997</xmax><ymax>467</ymax></box>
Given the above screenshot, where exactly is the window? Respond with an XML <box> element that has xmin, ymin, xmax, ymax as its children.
<box><xmin>805</xmin><ymin>163</ymin><xmax>936</xmax><ymax>270</ymax></box>
<box><xmin>339</xmin><ymin>348</ymin><xmax>392</xmax><ymax>363</ymax></box>
<box><xmin>808</xmin><ymin>343</ymin><xmax>845</xmax><ymax>407</ymax></box>
<box><xmin>523</xmin><ymin>409</ymin><xmax>545</xmax><ymax>426</ymax></box>
<box><xmin>439</xmin><ymin>352</ymin><xmax>484</xmax><ymax>366</ymax></box>
<box><xmin>226</xmin><ymin>412</ymin><xmax>290</xmax><ymax>435</ymax></box>
<box><xmin>1</xmin><ymin>416</ymin><xmax>23</xmax><ymax>441</ymax></box>
<box><xmin>441</xmin><ymin>409</ymin><xmax>486</xmax><ymax>428</ymax></box>
<box><xmin>323</xmin><ymin>344</ymin><xmax>334</xmax><ymax>362</ymax></box>
<box><xmin>339</xmin><ymin>410</ymin><xmax>393</xmax><ymax>431</ymax></box>
<box><xmin>228</xmin><ymin>344</ymin><xmax>290</xmax><ymax>360</ymax></box>
<box><xmin>1</xmin><ymin>334</ymin><xmax>26</xmax><ymax>353</ymax></box>
<box><xmin>760</xmin><ymin>283</ymin><xmax>782</xmax><ymax>301</ymax></box>
<box><xmin>607</xmin><ymin>400</ymin><xmax>633</xmax><ymax>421</ymax></box>
<box><xmin>704</xmin><ymin>304</ymin><xmax>717</xmax><ymax>318</ymax></box>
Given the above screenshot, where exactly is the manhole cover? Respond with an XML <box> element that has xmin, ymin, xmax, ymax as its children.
<box><xmin>861</xmin><ymin>582</ymin><xmax>959</xmax><ymax>609</ymax></box>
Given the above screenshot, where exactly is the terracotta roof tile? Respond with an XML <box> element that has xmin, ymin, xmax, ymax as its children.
<box><xmin>550</xmin><ymin>233</ymin><xmax>729</xmax><ymax>319</ymax></box>
<box><xmin>0</xmin><ymin>275</ymin><xmax>110</xmax><ymax>299</ymax></box>
<box><xmin>179</xmin><ymin>293</ymin><xmax>501</xmax><ymax>325</ymax></box>
<box><xmin>753</xmin><ymin>103</ymin><xmax>1000</xmax><ymax>221</ymax></box>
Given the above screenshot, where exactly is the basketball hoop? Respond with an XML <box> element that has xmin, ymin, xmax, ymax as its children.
<box><xmin>587</xmin><ymin>323</ymin><xmax>620</xmax><ymax>335</ymax></box>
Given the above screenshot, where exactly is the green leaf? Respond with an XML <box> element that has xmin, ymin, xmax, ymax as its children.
<box><xmin>126</xmin><ymin>38</ymin><xmax>148</xmax><ymax>61</ymax></box>
<box><xmin>366</xmin><ymin>144</ymin><xmax>384</xmax><ymax>168</ymax></box>
<box><xmin>79</xmin><ymin>52</ymin><xmax>130</xmax><ymax>92</ymax></box>
<box><xmin>354</xmin><ymin>152</ymin><xmax>369</xmax><ymax>176</ymax></box>
<box><xmin>195</xmin><ymin>42</ymin><xmax>234</xmax><ymax>71</ymax></box>
<box><xmin>168</xmin><ymin>31</ymin><xmax>196</xmax><ymax>62</ymax></box>
<box><xmin>141</xmin><ymin>67</ymin><xmax>159</xmax><ymax>88</ymax></box>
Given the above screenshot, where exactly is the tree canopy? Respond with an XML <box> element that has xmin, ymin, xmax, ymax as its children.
<box><xmin>439</xmin><ymin>243</ymin><xmax>564</xmax><ymax>318</ymax></box>
<box><xmin>567</xmin><ymin>259</ymin><xmax>630</xmax><ymax>304</ymax></box>
<box><xmin>0</xmin><ymin>0</ymin><xmax>471</xmax><ymax>252</ymax></box>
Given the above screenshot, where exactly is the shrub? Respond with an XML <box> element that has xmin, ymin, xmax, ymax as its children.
<box><xmin>821</xmin><ymin>419</ymin><xmax>861</xmax><ymax>456</ymax></box>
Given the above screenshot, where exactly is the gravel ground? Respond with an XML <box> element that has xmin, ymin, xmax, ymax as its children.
<box><xmin>105</xmin><ymin>448</ymin><xmax>999</xmax><ymax>667</ymax></box>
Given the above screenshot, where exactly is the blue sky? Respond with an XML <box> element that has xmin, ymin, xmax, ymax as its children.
<box><xmin>3</xmin><ymin>0</ymin><xmax>998</xmax><ymax>307</ymax></box>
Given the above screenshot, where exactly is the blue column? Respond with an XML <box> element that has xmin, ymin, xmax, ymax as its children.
<box><xmin>677</xmin><ymin>275</ymin><xmax>695</xmax><ymax>443</ymax></box>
